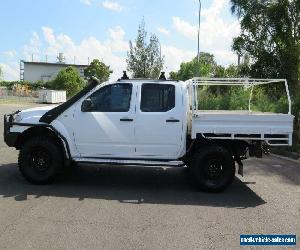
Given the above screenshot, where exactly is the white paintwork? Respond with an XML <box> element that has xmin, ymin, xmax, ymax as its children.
<box><xmin>38</xmin><ymin>90</ymin><xmax>66</xmax><ymax>104</ymax></box>
<box><xmin>70</xmin><ymin>85</ymin><xmax>136</xmax><ymax>158</ymax></box>
<box><xmin>51</xmin><ymin>119</ymin><xmax>79</xmax><ymax>158</ymax></box>
<box><xmin>191</xmin><ymin>110</ymin><xmax>294</xmax><ymax>145</ymax></box>
<box><xmin>67</xmin><ymin>81</ymin><xmax>186</xmax><ymax>159</ymax></box>
<box><xmin>134</xmin><ymin>82</ymin><xmax>186</xmax><ymax>159</ymax></box>
<box><xmin>10</xmin><ymin>105</ymin><xmax>57</xmax><ymax>134</ymax></box>
<box><xmin>7</xmin><ymin>78</ymin><xmax>294</xmax><ymax>161</ymax></box>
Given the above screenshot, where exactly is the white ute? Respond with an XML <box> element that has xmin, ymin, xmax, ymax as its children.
<box><xmin>4</xmin><ymin>74</ymin><xmax>294</xmax><ymax>192</ymax></box>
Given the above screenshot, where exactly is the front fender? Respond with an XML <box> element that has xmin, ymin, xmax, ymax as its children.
<box><xmin>51</xmin><ymin>120</ymin><xmax>80</xmax><ymax>158</ymax></box>
<box><xmin>4</xmin><ymin>116</ymin><xmax>78</xmax><ymax>160</ymax></box>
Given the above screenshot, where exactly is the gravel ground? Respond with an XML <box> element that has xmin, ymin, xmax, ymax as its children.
<box><xmin>0</xmin><ymin>103</ymin><xmax>299</xmax><ymax>250</ymax></box>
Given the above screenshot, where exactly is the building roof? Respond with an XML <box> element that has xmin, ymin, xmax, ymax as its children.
<box><xmin>22</xmin><ymin>61</ymin><xmax>89</xmax><ymax>67</ymax></box>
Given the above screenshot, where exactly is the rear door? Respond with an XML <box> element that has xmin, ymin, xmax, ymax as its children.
<box><xmin>134</xmin><ymin>83</ymin><xmax>184</xmax><ymax>159</ymax></box>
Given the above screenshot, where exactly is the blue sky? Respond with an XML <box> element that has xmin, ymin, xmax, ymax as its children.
<box><xmin>0</xmin><ymin>0</ymin><xmax>240</xmax><ymax>80</ymax></box>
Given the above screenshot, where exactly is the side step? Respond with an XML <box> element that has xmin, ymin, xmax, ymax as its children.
<box><xmin>73</xmin><ymin>158</ymin><xmax>185</xmax><ymax>167</ymax></box>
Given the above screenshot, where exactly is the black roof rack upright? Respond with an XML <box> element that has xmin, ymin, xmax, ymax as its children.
<box><xmin>118</xmin><ymin>70</ymin><xmax>178</xmax><ymax>82</ymax></box>
<box><xmin>121</xmin><ymin>71</ymin><xmax>129</xmax><ymax>80</ymax></box>
<box><xmin>159</xmin><ymin>72</ymin><xmax>166</xmax><ymax>80</ymax></box>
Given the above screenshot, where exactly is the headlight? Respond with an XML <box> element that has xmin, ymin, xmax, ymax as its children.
<box><xmin>14</xmin><ymin>114</ymin><xmax>22</xmax><ymax>123</ymax></box>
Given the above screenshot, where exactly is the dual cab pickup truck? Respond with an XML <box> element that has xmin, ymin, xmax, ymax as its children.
<box><xmin>4</xmin><ymin>76</ymin><xmax>294</xmax><ymax>192</ymax></box>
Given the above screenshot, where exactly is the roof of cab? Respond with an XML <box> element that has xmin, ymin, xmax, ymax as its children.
<box><xmin>117</xmin><ymin>78</ymin><xmax>178</xmax><ymax>83</ymax></box>
<box><xmin>116</xmin><ymin>71</ymin><xmax>178</xmax><ymax>83</ymax></box>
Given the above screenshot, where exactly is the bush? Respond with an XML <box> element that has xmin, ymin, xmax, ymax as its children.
<box><xmin>26</xmin><ymin>80</ymin><xmax>47</xmax><ymax>91</ymax></box>
<box><xmin>49</xmin><ymin>66</ymin><xmax>86</xmax><ymax>97</ymax></box>
<box><xmin>84</xmin><ymin>59</ymin><xmax>112</xmax><ymax>82</ymax></box>
<box><xmin>198</xmin><ymin>86</ymin><xmax>250</xmax><ymax>110</ymax></box>
<box><xmin>0</xmin><ymin>81</ymin><xmax>49</xmax><ymax>92</ymax></box>
<box><xmin>0</xmin><ymin>81</ymin><xmax>19</xmax><ymax>90</ymax></box>
<box><xmin>197</xmin><ymin>85</ymin><xmax>289</xmax><ymax>114</ymax></box>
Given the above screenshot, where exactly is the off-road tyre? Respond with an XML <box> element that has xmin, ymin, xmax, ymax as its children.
<box><xmin>190</xmin><ymin>145</ymin><xmax>235</xmax><ymax>192</ymax></box>
<box><xmin>18</xmin><ymin>136</ymin><xmax>63</xmax><ymax>184</ymax></box>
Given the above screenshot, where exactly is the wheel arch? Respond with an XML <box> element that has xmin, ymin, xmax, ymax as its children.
<box><xmin>188</xmin><ymin>136</ymin><xmax>249</xmax><ymax>159</ymax></box>
<box><xmin>15</xmin><ymin>126</ymin><xmax>70</xmax><ymax>161</ymax></box>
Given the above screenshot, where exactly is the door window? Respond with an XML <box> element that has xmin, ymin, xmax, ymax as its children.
<box><xmin>141</xmin><ymin>84</ymin><xmax>175</xmax><ymax>112</ymax></box>
<box><xmin>88</xmin><ymin>83</ymin><xmax>132</xmax><ymax>112</ymax></box>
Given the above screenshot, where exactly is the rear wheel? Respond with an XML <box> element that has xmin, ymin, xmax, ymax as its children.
<box><xmin>190</xmin><ymin>145</ymin><xmax>235</xmax><ymax>192</ymax></box>
<box><xmin>18</xmin><ymin>137</ymin><xmax>63</xmax><ymax>184</ymax></box>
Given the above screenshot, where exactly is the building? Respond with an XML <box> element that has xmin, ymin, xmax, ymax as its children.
<box><xmin>20</xmin><ymin>54</ymin><xmax>89</xmax><ymax>82</ymax></box>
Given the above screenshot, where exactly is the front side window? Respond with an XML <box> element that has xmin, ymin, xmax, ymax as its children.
<box><xmin>88</xmin><ymin>83</ymin><xmax>132</xmax><ymax>112</ymax></box>
<box><xmin>141</xmin><ymin>84</ymin><xmax>175</xmax><ymax>112</ymax></box>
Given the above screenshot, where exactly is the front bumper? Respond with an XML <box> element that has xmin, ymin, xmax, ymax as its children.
<box><xmin>4</xmin><ymin>112</ymin><xmax>20</xmax><ymax>147</ymax></box>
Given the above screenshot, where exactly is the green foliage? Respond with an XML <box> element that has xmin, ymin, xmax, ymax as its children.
<box><xmin>230</xmin><ymin>0</ymin><xmax>300</xmax><ymax>93</ymax></box>
<box><xmin>84</xmin><ymin>59</ymin><xmax>112</xmax><ymax>82</ymax></box>
<box><xmin>169</xmin><ymin>54</ymin><xmax>247</xmax><ymax>81</ymax></box>
<box><xmin>197</xmin><ymin>85</ymin><xmax>289</xmax><ymax>115</ymax></box>
<box><xmin>0</xmin><ymin>81</ymin><xmax>16</xmax><ymax>90</ymax></box>
<box><xmin>169</xmin><ymin>53</ymin><xmax>216</xmax><ymax>80</ymax></box>
<box><xmin>0</xmin><ymin>80</ymin><xmax>50</xmax><ymax>91</ymax></box>
<box><xmin>231</xmin><ymin>0</ymin><xmax>300</xmax><ymax>149</ymax></box>
<box><xmin>231</xmin><ymin>0</ymin><xmax>300</xmax><ymax>85</ymax></box>
<box><xmin>198</xmin><ymin>86</ymin><xmax>249</xmax><ymax>110</ymax></box>
<box><xmin>49</xmin><ymin>66</ymin><xmax>86</xmax><ymax>97</ymax></box>
<box><xmin>26</xmin><ymin>81</ymin><xmax>47</xmax><ymax>90</ymax></box>
<box><xmin>127</xmin><ymin>19</ymin><xmax>164</xmax><ymax>78</ymax></box>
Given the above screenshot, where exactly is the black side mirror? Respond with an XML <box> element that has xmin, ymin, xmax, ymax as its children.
<box><xmin>81</xmin><ymin>99</ymin><xmax>94</xmax><ymax>112</ymax></box>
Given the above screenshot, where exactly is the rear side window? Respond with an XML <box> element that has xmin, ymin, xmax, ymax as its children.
<box><xmin>141</xmin><ymin>84</ymin><xmax>175</xmax><ymax>112</ymax></box>
<box><xmin>89</xmin><ymin>83</ymin><xmax>132</xmax><ymax>112</ymax></box>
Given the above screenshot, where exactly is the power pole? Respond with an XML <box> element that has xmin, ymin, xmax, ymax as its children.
<box><xmin>197</xmin><ymin>0</ymin><xmax>202</xmax><ymax>77</ymax></box>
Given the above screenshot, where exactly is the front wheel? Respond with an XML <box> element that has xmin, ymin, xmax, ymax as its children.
<box><xmin>18</xmin><ymin>137</ymin><xmax>63</xmax><ymax>184</ymax></box>
<box><xmin>190</xmin><ymin>146</ymin><xmax>235</xmax><ymax>192</ymax></box>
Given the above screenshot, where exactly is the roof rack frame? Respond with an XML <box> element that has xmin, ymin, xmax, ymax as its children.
<box><xmin>187</xmin><ymin>78</ymin><xmax>292</xmax><ymax>115</ymax></box>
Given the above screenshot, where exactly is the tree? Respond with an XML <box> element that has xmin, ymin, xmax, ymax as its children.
<box><xmin>84</xmin><ymin>59</ymin><xmax>112</xmax><ymax>82</ymax></box>
<box><xmin>231</xmin><ymin>0</ymin><xmax>300</xmax><ymax>149</ymax></box>
<box><xmin>169</xmin><ymin>53</ymin><xmax>217</xmax><ymax>80</ymax></box>
<box><xmin>50</xmin><ymin>66</ymin><xmax>85</xmax><ymax>97</ymax></box>
<box><xmin>127</xmin><ymin>19</ymin><xmax>164</xmax><ymax>78</ymax></box>
<box><xmin>169</xmin><ymin>53</ymin><xmax>244</xmax><ymax>81</ymax></box>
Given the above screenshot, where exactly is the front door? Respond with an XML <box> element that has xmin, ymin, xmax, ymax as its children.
<box><xmin>72</xmin><ymin>83</ymin><xmax>135</xmax><ymax>158</ymax></box>
<box><xmin>135</xmin><ymin>83</ymin><xmax>184</xmax><ymax>159</ymax></box>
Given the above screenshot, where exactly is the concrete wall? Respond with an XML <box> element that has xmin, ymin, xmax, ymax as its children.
<box><xmin>23</xmin><ymin>63</ymin><xmax>87</xmax><ymax>82</ymax></box>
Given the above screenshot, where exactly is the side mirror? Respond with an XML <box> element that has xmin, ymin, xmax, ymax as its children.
<box><xmin>81</xmin><ymin>99</ymin><xmax>94</xmax><ymax>112</ymax></box>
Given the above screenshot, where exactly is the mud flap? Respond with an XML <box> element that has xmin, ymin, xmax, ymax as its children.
<box><xmin>238</xmin><ymin>162</ymin><xmax>244</xmax><ymax>177</ymax></box>
<box><xmin>235</xmin><ymin>156</ymin><xmax>244</xmax><ymax>177</ymax></box>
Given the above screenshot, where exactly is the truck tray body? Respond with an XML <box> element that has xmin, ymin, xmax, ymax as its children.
<box><xmin>191</xmin><ymin>110</ymin><xmax>294</xmax><ymax>146</ymax></box>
